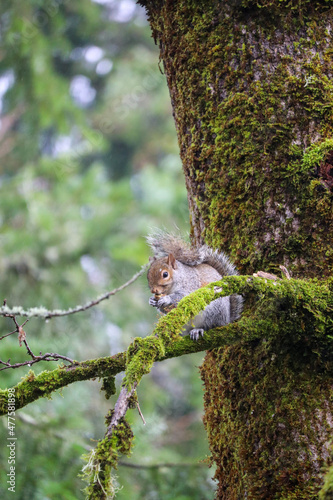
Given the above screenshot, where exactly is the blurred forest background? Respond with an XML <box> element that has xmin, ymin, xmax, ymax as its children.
<box><xmin>0</xmin><ymin>1</ymin><xmax>216</xmax><ymax>498</ymax></box>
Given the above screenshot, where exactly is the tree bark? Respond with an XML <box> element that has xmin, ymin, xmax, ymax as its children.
<box><xmin>140</xmin><ymin>1</ymin><xmax>333</xmax><ymax>498</ymax></box>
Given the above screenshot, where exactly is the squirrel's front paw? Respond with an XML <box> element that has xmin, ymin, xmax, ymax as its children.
<box><xmin>149</xmin><ymin>296</ymin><xmax>158</xmax><ymax>307</ymax></box>
<box><xmin>156</xmin><ymin>296</ymin><xmax>172</xmax><ymax>308</ymax></box>
<box><xmin>190</xmin><ymin>328</ymin><xmax>204</xmax><ymax>341</ymax></box>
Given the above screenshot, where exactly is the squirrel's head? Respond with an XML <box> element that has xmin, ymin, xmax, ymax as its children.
<box><xmin>147</xmin><ymin>253</ymin><xmax>177</xmax><ymax>298</ymax></box>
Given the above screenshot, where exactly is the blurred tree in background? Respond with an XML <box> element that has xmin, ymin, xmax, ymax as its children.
<box><xmin>0</xmin><ymin>1</ymin><xmax>215</xmax><ymax>498</ymax></box>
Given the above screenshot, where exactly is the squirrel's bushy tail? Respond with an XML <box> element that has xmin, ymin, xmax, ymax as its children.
<box><xmin>147</xmin><ymin>230</ymin><xmax>195</xmax><ymax>261</ymax></box>
<box><xmin>147</xmin><ymin>230</ymin><xmax>238</xmax><ymax>277</ymax></box>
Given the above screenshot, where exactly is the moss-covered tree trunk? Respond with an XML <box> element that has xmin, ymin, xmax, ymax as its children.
<box><xmin>139</xmin><ymin>1</ymin><xmax>333</xmax><ymax>498</ymax></box>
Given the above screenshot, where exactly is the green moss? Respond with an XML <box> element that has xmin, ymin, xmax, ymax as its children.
<box><xmin>124</xmin><ymin>335</ymin><xmax>165</xmax><ymax>387</ymax></box>
<box><xmin>201</xmin><ymin>341</ymin><xmax>332</xmax><ymax>498</ymax></box>
<box><xmin>100</xmin><ymin>376</ymin><xmax>116</xmax><ymax>400</ymax></box>
<box><xmin>301</xmin><ymin>139</ymin><xmax>333</xmax><ymax>172</ymax></box>
<box><xmin>81</xmin><ymin>414</ymin><xmax>134</xmax><ymax>499</ymax></box>
<box><xmin>319</xmin><ymin>452</ymin><xmax>333</xmax><ymax>500</ymax></box>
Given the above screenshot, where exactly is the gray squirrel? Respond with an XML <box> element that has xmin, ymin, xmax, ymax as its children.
<box><xmin>147</xmin><ymin>231</ymin><xmax>243</xmax><ymax>340</ymax></box>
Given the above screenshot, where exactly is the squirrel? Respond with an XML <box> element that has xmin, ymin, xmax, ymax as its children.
<box><xmin>147</xmin><ymin>231</ymin><xmax>243</xmax><ymax>341</ymax></box>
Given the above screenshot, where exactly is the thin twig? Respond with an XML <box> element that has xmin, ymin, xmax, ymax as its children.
<box><xmin>1</xmin><ymin>312</ymin><xmax>29</xmax><ymax>346</ymax></box>
<box><xmin>0</xmin><ymin>263</ymin><xmax>149</xmax><ymax>319</ymax></box>
<box><xmin>0</xmin><ymin>312</ymin><xmax>74</xmax><ymax>370</ymax></box>
<box><xmin>253</xmin><ymin>271</ymin><xmax>279</xmax><ymax>280</ymax></box>
<box><xmin>22</xmin><ymin>337</ymin><xmax>35</xmax><ymax>359</ymax></box>
<box><xmin>0</xmin><ymin>329</ymin><xmax>18</xmax><ymax>341</ymax></box>
<box><xmin>0</xmin><ymin>352</ymin><xmax>75</xmax><ymax>371</ymax></box>
<box><xmin>136</xmin><ymin>400</ymin><xmax>146</xmax><ymax>425</ymax></box>
<box><xmin>280</xmin><ymin>265</ymin><xmax>291</xmax><ymax>280</ymax></box>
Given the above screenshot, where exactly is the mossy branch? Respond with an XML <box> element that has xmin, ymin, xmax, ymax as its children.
<box><xmin>0</xmin><ymin>323</ymin><xmax>242</xmax><ymax>416</ymax></box>
<box><xmin>1</xmin><ymin>274</ymin><xmax>331</xmax><ymax>417</ymax></box>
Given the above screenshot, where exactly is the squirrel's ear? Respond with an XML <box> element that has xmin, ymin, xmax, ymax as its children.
<box><xmin>167</xmin><ymin>253</ymin><xmax>177</xmax><ymax>269</ymax></box>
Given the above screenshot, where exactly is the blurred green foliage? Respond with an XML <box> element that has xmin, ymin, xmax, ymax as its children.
<box><xmin>0</xmin><ymin>1</ymin><xmax>215</xmax><ymax>498</ymax></box>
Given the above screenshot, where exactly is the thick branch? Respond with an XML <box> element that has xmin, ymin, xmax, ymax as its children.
<box><xmin>0</xmin><ymin>275</ymin><xmax>331</xmax><ymax>416</ymax></box>
<box><xmin>0</xmin><ymin>325</ymin><xmax>240</xmax><ymax>416</ymax></box>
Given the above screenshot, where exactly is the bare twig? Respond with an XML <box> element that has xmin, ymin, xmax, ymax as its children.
<box><xmin>253</xmin><ymin>271</ymin><xmax>279</xmax><ymax>280</ymax></box>
<box><xmin>1</xmin><ymin>310</ymin><xmax>29</xmax><ymax>344</ymax></box>
<box><xmin>0</xmin><ymin>309</ymin><xmax>74</xmax><ymax>370</ymax></box>
<box><xmin>0</xmin><ymin>352</ymin><xmax>75</xmax><ymax>371</ymax></box>
<box><xmin>253</xmin><ymin>267</ymin><xmax>292</xmax><ymax>281</ymax></box>
<box><xmin>280</xmin><ymin>265</ymin><xmax>291</xmax><ymax>280</ymax></box>
<box><xmin>0</xmin><ymin>263</ymin><xmax>149</xmax><ymax>319</ymax></box>
<box><xmin>0</xmin><ymin>329</ymin><xmax>18</xmax><ymax>341</ymax></box>
<box><xmin>136</xmin><ymin>400</ymin><xmax>146</xmax><ymax>425</ymax></box>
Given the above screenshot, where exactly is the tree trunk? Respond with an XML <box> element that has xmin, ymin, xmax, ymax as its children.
<box><xmin>140</xmin><ymin>1</ymin><xmax>333</xmax><ymax>498</ymax></box>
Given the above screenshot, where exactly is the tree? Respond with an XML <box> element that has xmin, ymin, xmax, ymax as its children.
<box><xmin>1</xmin><ymin>1</ymin><xmax>333</xmax><ymax>499</ymax></box>
<box><xmin>137</xmin><ymin>1</ymin><xmax>333</xmax><ymax>498</ymax></box>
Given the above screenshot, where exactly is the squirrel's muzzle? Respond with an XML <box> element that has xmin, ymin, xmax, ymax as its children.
<box><xmin>151</xmin><ymin>288</ymin><xmax>165</xmax><ymax>299</ymax></box>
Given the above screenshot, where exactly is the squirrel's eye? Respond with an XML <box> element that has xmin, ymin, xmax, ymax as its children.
<box><xmin>162</xmin><ymin>271</ymin><xmax>169</xmax><ymax>278</ymax></box>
